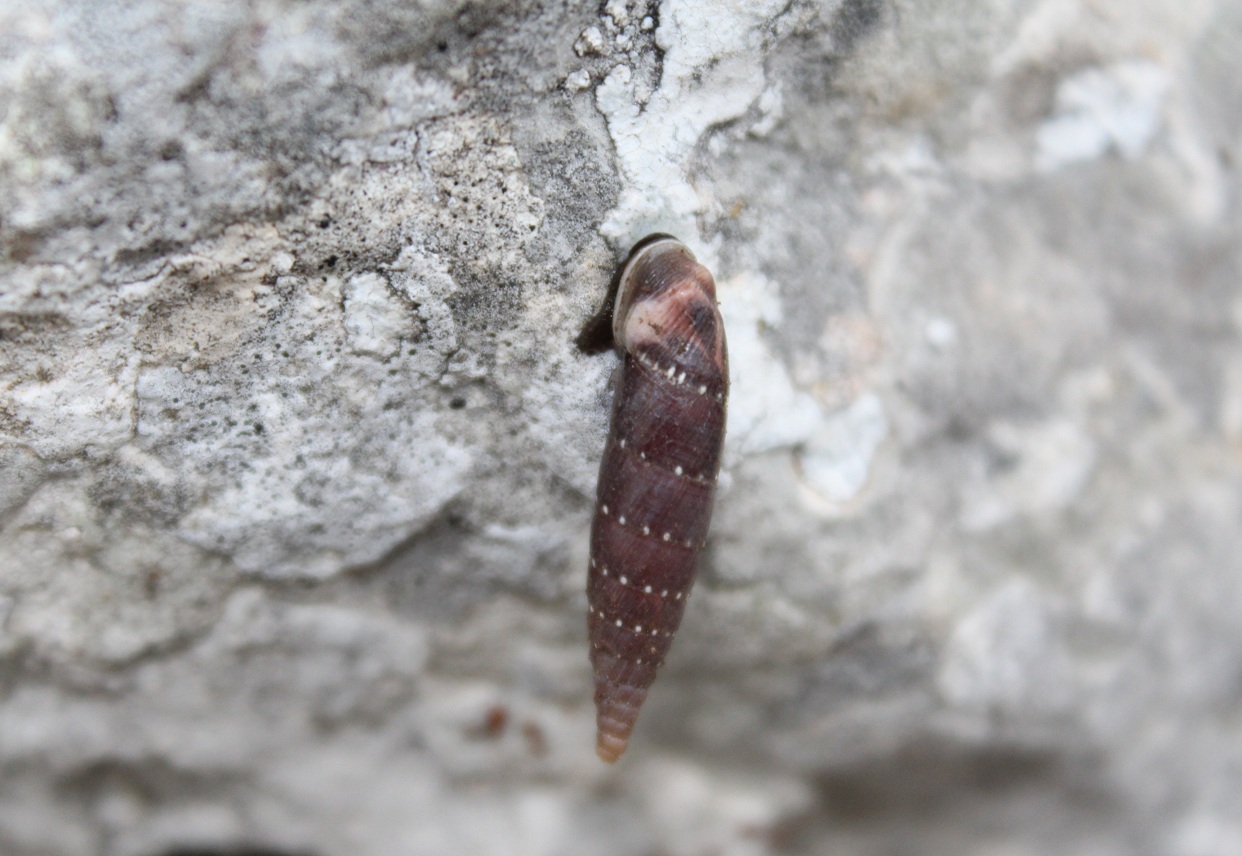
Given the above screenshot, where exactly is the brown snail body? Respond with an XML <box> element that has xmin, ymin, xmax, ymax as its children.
<box><xmin>578</xmin><ymin>235</ymin><xmax>728</xmax><ymax>762</ymax></box>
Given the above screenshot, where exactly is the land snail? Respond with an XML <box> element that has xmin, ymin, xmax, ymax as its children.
<box><xmin>577</xmin><ymin>235</ymin><xmax>728</xmax><ymax>762</ymax></box>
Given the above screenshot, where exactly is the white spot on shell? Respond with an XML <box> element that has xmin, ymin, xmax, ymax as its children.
<box><xmin>667</xmin><ymin>365</ymin><xmax>676</xmax><ymax>378</ymax></box>
<box><xmin>618</xmin><ymin>515</ymin><xmax>627</xmax><ymax>525</ymax></box>
<box><xmin>619</xmin><ymin>575</ymin><xmax>628</xmax><ymax>584</ymax></box>
<box><xmin>661</xmin><ymin>589</ymin><xmax>668</xmax><ymax>597</ymax></box>
<box><xmin>662</xmin><ymin>532</ymin><xmax>671</xmax><ymax>541</ymax></box>
<box><xmin>642</xmin><ymin>525</ymin><xmax>650</xmax><ymax>535</ymax></box>
<box><xmin>678</xmin><ymin>372</ymin><xmax>686</xmax><ymax>383</ymax></box>
<box><xmin>644</xmin><ymin>585</ymin><xmax>652</xmax><ymax>593</ymax></box>
<box><xmin>602</xmin><ymin>505</ymin><xmax>609</xmax><ymax>516</ymax></box>
<box><xmin>699</xmin><ymin>385</ymin><xmax>707</xmax><ymax>394</ymax></box>
<box><xmin>619</xmin><ymin>437</ymin><xmax>627</xmax><ymax>448</ymax></box>
<box><xmin>602</xmin><ymin>568</ymin><xmax>609</xmax><ymax>576</ymax></box>
<box><xmin>674</xmin><ymin>466</ymin><xmax>683</xmax><ymax>476</ymax></box>
<box><xmin>615</xmin><ymin>619</ymin><xmax>622</xmax><ymax>627</ymax></box>
<box><xmin>674</xmin><ymin>592</ymin><xmax>682</xmax><ymax>600</ymax></box>
<box><xmin>635</xmin><ymin>625</ymin><xmax>642</xmax><ymax>632</ymax></box>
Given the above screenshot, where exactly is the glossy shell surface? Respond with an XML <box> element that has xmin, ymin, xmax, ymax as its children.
<box><xmin>580</xmin><ymin>235</ymin><xmax>728</xmax><ymax>762</ymax></box>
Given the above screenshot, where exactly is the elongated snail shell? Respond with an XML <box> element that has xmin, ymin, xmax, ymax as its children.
<box><xmin>578</xmin><ymin>234</ymin><xmax>728</xmax><ymax>762</ymax></box>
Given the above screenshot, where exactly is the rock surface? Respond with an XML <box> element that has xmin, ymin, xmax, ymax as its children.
<box><xmin>2</xmin><ymin>0</ymin><xmax>1241</xmax><ymax>854</ymax></box>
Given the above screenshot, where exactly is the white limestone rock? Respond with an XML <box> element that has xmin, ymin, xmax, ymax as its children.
<box><xmin>1</xmin><ymin>0</ymin><xmax>1241</xmax><ymax>854</ymax></box>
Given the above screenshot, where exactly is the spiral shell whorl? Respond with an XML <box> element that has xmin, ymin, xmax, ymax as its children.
<box><xmin>583</xmin><ymin>235</ymin><xmax>728</xmax><ymax>762</ymax></box>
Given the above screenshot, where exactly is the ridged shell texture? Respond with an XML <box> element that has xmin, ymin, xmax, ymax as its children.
<box><xmin>582</xmin><ymin>236</ymin><xmax>728</xmax><ymax>762</ymax></box>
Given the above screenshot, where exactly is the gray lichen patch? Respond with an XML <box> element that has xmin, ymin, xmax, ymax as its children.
<box><xmin>0</xmin><ymin>473</ymin><xmax>237</xmax><ymax>665</ymax></box>
<box><xmin>416</xmin><ymin>116</ymin><xmax>546</xmax><ymax>279</ymax></box>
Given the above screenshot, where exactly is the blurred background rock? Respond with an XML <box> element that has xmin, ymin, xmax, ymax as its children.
<box><xmin>1</xmin><ymin>1</ymin><xmax>1240</xmax><ymax>854</ymax></box>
